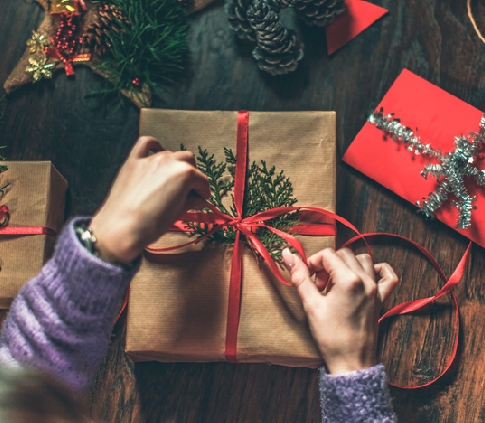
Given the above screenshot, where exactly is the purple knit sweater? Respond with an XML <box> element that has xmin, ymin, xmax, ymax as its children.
<box><xmin>0</xmin><ymin>217</ymin><xmax>396</xmax><ymax>422</ymax></box>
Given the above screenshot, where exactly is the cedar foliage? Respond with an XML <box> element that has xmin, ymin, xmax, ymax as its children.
<box><xmin>91</xmin><ymin>0</ymin><xmax>188</xmax><ymax>105</ymax></box>
<box><xmin>182</xmin><ymin>145</ymin><xmax>299</xmax><ymax>262</ymax></box>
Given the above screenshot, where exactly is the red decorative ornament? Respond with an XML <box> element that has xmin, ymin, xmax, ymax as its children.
<box><xmin>132</xmin><ymin>78</ymin><xmax>140</xmax><ymax>86</ymax></box>
<box><xmin>45</xmin><ymin>11</ymin><xmax>91</xmax><ymax>75</ymax></box>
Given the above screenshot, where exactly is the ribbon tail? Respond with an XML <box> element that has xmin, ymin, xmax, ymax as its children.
<box><xmin>348</xmin><ymin>234</ymin><xmax>470</xmax><ymax>390</ymax></box>
<box><xmin>225</xmin><ymin>231</ymin><xmax>243</xmax><ymax>363</ymax></box>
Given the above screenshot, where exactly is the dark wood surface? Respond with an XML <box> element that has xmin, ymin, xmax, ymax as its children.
<box><xmin>2</xmin><ymin>0</ymin><xmax>485</xmax><ymax>421</ymax></box>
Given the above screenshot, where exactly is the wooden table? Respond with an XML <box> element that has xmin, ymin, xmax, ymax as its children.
<box><xmin>2</xmin><ymin>0</ymin><xmax>485</xmax><ymax>421</ymax></box>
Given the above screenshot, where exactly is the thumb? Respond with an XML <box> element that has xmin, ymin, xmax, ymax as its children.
<box><xmin>282</xmin><ymin>248</ymin><xmax>320</xmax><ymax>310</ymax></box>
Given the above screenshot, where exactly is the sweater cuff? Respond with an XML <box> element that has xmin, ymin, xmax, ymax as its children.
<box><xmin>47</xmin><ymin>217</ymin><xmax>139</xmax><ymax>320</ymax></box>
<box><xmin>319</xmin><ymin>364</ymin><xmax>396</xmax><ymax>423</ymax></box>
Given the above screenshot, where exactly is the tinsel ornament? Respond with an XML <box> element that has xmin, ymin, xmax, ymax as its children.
<box><xmin>246</xmin><ymin>0</ymin><xmax>304</xmax><ymax>76</ymax></box>
<box><xmin>26</xmin><ymin>31</ymin><xmax>49</xmax><ymax>53</ymax></box>
<box><xmin>369</xmin><ymin>108</ymin><xmax>485</xmax><ymax>229</ymax></box>
<box><xmin>25</xmin><ymin>56</ymin><xmax>55</xmax><ymax>82</ymax></box>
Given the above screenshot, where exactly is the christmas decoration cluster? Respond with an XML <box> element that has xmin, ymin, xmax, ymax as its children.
<box><xmin>4</xmin><ymin>0</ymin><xmax>192</xmax><ymax>108</ymax></box>
<box><xmin>226</xmin><ymin>0</ymin><xmax>345</xmax><ymax>75</ymax></box>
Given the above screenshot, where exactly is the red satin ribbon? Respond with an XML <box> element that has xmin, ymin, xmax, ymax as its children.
<box><xmin>0</xmin><ymin>206</ymin><xmax>57</xmax><ymax>273</ymax></box>
<box><xmin>343</xmin><ymin>234</ymin><xmax>470</xmax><ymax>389</ymax></box>
<box><xmin>44</xmin><ymin>48</ymin><xmax>91</xmax><ymax>76</ymax></box>
<box><xmin>0</xmin><ymin>206</ymin><xmax>56</xmax><ymax>237</ymax></box>
<box><xmin>147</xmin><ymin>112</ymin><xmax>469</xmax><ymax>388</ymax></box>
<box><xmin>0</xmin><ymin>226</ymin><xmax>57</xmax><ymax>236</ymax></box>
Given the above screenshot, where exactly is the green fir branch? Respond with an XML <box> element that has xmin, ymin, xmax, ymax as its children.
<box><xmin>89</xmin><ymin>0</ymin><xmax>188</xmax><ymax>104</ymax></box>
<box><xmin>181</xmin><ymin>144</ymin><xmax>299</xmax><ymax>262</ymax></box>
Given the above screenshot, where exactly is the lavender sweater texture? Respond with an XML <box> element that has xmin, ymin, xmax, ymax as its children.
<box><xmin>0</xmin><ymin>217</ymin><xmax>395</xmax><ymax>421</ymax></box>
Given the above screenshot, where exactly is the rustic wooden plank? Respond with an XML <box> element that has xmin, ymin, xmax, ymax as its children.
<box><xmin>2</xmin><ymin>0</ymin><xmax>485</xmax><ymax>421</ymax></box>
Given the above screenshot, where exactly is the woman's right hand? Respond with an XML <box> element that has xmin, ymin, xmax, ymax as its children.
<box><xmin>282</xmin><ymin>247</ymin><xmax>398</xmax><ymax>374</ymax></box>
<box><xmin>90</xmin><ymin>136</ymin><xmax>211</xmax><ymax>265</ymax></box>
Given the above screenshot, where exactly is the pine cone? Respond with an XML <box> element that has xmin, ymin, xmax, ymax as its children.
<box><xmin>247</xmin><ymin>0</ymin><xmax>304</xmax><ymax>76</ymax></box>
<box><xmin>83</xmin><ymin>4</ymin><xmax>130</xmax><ymax>57</ymax></box>
<box><xmin>293</xmin><ymin>0</ymin><xmax>345</xmax><ymax>27</ymax></box>
<box><xmin>225</xmin><ymin>0</ymin><xmax>257</xmax><ymax>41</ymax></box>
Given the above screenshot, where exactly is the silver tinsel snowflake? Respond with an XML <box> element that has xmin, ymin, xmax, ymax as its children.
<box><xmin>368</xmin><ymin>109</ymin><xmax>485</xmax><ymax>229</ymax></box>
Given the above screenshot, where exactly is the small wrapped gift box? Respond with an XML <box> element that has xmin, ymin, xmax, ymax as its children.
<box><xmin>126</xmin><ymin>109</ymin><xmax>336</xmax><ymax>367</ymax></box>
<box><xmin>0</xmin><ymin>161</ymin><xmax>67</xmax><ymax>308</ymax></box>
<box><xmin>343</xmin><ymin>69</ymin><xmax>485</xmax><ymax>247</ymax></box>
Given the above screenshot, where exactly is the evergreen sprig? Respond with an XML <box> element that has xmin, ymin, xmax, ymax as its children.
<box><xmin>90</xmin><ymin>0</ymin><xmax>188</xmax><ymax>105</ymax></box>
<box><xmin>182</xmin><ymin>145</ymin><xmax>299</xmax><ymax>262</ymax></box>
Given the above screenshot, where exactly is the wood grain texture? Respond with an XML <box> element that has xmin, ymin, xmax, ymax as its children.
<box><xmin>2</xmin><ymin>0</ymin><xmax>485</xmax><ymax>421</ymax></box>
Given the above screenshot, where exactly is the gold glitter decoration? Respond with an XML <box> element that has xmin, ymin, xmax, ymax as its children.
<box><xmin>26</xmin><ymin>56</ymin><xmax>55</xmax><ymax>82</ymax></box>
<box><xmin>50</xmin><ymin>0</ymin><xmax>78</xmax><ymax>14</ymax></box>
<box><xmin>26</xmin><ymin>31</ymin><xmax>49</xmax><ymax>53</ymax></box>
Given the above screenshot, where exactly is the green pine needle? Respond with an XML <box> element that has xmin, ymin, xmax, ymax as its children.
<box><xmin>181</xmin><ymin>144</ymin><xmax>299</xmax><ymax>262</ymax></box>
<box><xmin>90</xmin><ymin>0</ymin><xmax>188</xmax><ymax>104</ymax></box>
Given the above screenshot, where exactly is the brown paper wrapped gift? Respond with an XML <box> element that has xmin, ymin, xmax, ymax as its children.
<box><xmin>0</xmin><ymin>162</ymin><xmax>67</xmax><ymax>309</ymax></box>
<box><xmin>126</xmin><ymin>109</ymin><xmax>336</xmax><ymax>367</ymax></box>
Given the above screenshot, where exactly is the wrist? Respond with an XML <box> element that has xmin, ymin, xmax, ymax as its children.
<box><xmin>88</xmin><ymin>216</ymin><xmax>142</xmax><ymax>266</ymax></box>
<box><xmin>324</xmin><ymin>350</ymin><xmax>377</xmax><ymax>375</ymax></box>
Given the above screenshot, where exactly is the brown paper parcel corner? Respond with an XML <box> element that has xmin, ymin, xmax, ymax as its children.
<box><xmin>126</xmin><ymin>110</ymin><xmax>336</xmax><ymax>368</ymax></box>
<box><xmin>0</xmin><ymin>161</ymin><xmax>67</xmax><ymax>309</ymax></box>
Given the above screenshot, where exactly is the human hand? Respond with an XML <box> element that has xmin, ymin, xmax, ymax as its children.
<box><xmin>90</xmin><ymin>136</ymin><xmax>211</xmax><ymax>265</ymax></box>
<box><xmin>282</xmin><ymin>247</ymin><xmax>398</xmax><ymax>374</ymax></box>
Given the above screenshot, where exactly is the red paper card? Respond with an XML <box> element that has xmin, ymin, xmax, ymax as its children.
<box><xmin>326</xmin><ymin>0</ymin><xmax>388</xmax><ymax>55</ymax></box>
<box><xmin>343</xmin><ymin>69</ymin><xmax>485</xmax><ymax>247</ymax></box>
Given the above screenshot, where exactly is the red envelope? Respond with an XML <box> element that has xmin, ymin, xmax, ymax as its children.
<box><xmin>342</xmin><ymin>69</ymin><xmax>485</xmax><ymax>247</ymax></box>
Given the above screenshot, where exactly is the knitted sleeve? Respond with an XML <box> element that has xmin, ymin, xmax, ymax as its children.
<box><xmin>319</xmin><ymin>364</ymin><xmax>396</xmax><ymax>423</ymax></box>
<box><xmin>0</xmin><ymin>217</ymin><xmax>138</xmax><ymax>396</ymax></box>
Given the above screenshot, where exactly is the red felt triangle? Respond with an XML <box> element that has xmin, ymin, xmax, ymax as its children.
<box><xmin>326</xmin><ymin>0</ymin><xmax>388</xmax><ymax>55</ymax></box>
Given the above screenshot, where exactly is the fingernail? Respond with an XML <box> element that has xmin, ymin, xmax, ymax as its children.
<box><xmin>282</xmin><ymin>248</ymin><xmax>296</xmax><ymax>270</ymax></box>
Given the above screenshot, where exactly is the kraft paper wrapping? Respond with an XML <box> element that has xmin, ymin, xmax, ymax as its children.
<box><xmin>126</xmin><ymin>110</ymin><xmax>336</xmax><ymax>367</ymax></box>
<box><xmin>0</xmin><ymin>162</ymin><xmax>67</xmax><ymax>309</ymax></box>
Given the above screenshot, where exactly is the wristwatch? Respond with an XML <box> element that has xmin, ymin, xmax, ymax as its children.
<box><xmin>74</xmin><ymin>223</ymin><xmax>137</xmax><ymax>271</ymax></box>
<box><xmin>74</xmin><ymin>224</ymin><xmax>98</xmax><ymax>257</ymax></box>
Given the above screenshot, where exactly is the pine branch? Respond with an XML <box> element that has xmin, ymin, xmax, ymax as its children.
<box><xmin>89</xmin><ymin>0</ymin><xmax>188</xmax><ymax>104</ymax></box>
<box><xmin>181</xmin><ymin>144</ymin><xmax>299</xmax><ymax>262</ymax></box>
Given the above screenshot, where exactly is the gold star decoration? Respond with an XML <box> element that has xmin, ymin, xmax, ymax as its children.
<box><xmin>26</xmin><ymin>31</ymin><xmax>49</xmax><ymax>53</ymax></box>
<box><xmin>26</xmin><ymin>56</ymin><xmax>55</xmax><ymax>81</ymax></box>
<box><xmin>3</xmin><ymin>0</ymin><xmax>216</xmax><ymax>109</ymax></box>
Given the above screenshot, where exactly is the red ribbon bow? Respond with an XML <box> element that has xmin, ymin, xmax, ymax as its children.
<box><xmin>146</xmin><ymin>111</ymin><xmax>470</xmax><ymax>389</ymax></box>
